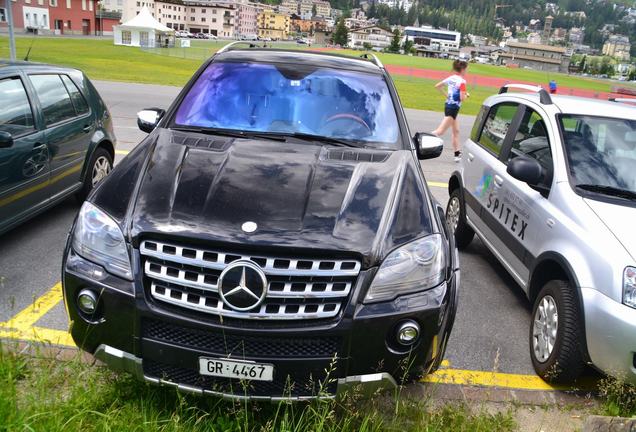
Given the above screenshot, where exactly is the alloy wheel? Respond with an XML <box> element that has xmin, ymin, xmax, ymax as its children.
<box><xmin>532</xmin><ymin>295</ymin><xmax>558</xmax><ymax>363</ymax></box>
<box><xmin>92</xmin><ymin>156</ymin><xmax>111</xmax><ymax>186</ymax></box>
<box><xmin>446</xmin><ymin>196</ymin><xmax>461</xmax><ymax>233</ymax></box>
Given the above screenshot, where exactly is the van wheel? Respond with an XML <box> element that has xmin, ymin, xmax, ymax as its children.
<box><xmin>530</xmin><ymin>280</ymin><xmax>585</xmax><ymax>384</ymax></box>
<box><xmin>76</xmin><ymin>147</ymin><xmax>113</xmax><ymax>202</ymax></box>
<box><xmin>445</xmin><ymin>188</ymin><xmax>474</xmax><ymax>249</ymax></box>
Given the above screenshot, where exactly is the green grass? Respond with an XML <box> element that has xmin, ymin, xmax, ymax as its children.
<box><xmin>0</xmin><ymin>342</ymin><xmax>517</xmax><ymax>432</ymax></box>
<box><xmin>597</xmin><ymin>376</ymin><xmax>636</xmax><ymax>418</ymax></box>
<box><xmin>0</xmin><ymin>37</ymin><xmax>203</xmax><ymax>86</ymax></box>
<box><xmin>392</xmin><ymin>75</ymin><xmax>494</xmax><ymax>116</ymax></box>
<box><xmin>1</xmin><ymin>36</ymin><xmax>629</xmax><ymax>115</ymax></box>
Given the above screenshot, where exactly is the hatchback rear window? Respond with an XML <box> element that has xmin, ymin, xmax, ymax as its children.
<box><xmin>174</xmin><ymin>62</ymin><xmax>400</xmax><ymax>148</ymax></box>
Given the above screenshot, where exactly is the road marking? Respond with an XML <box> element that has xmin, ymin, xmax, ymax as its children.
<box><xmin>1</xmin><ymin>283</ymin><xmax>64</xmax><ymax>332</ymax></box>
<box><xmin>113</xmin><ymin>148</ymin><xmax>450</xmax><ymax>189</ymax></box>
<box><xmin>422</xmin><ymin>368</ymin><xmax>570</xmax><ymax>391</ymax></box>
<box><xmin>0</xmin><ymin>284</ymin><xmax>581</xmax><ymax>392</ymax></box>
<box><xmin>428</xmin><ymin>181</ymin><xmax>448</xmax><ymax>189</ymax></box>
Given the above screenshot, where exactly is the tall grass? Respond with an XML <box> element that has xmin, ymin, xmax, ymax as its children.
<box><xmin>0</xmin><ymin>340</ymin><xmax>516</xmax><ymax>432</ymax></box>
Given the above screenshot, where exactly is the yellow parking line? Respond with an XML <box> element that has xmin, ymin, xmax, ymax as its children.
<box><xmin>1</xmin><ymin>283</ymin><xmax>64</xmax><ymax>333</ymax></box>
<box><xmin>423</xmin><ymin>368</ymin><xmax>567</xmax><ymax>391</ymax></box>
<box><xmin>1</xmin><ymin>285</ymin><xmax>579</xmax><ymax>392</ymax></box>
<box><xmin>427</xmin><ymin>181</ymin><xmax>448</xmax><ymax>189</ymax></box>
<box><xmin>115</xmin><ymin>150</ymin><xmax>130</xmax><ymax>155</ymax></box>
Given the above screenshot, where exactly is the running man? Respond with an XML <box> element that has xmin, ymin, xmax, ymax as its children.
<box><xmin>432</xmin><ymin>60</ymin><xmax>469</xmax><ymax>162</ymax></box>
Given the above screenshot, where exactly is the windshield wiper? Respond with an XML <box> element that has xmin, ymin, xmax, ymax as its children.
<box><xmin>171</xmin><ymin>126</ymin><xmax>286</xmax><ymax>142</ymax></box>
<box><xmin>275</xmin><ymin>132</ymin><xmax>367</xmax><ymax>149</ymax></box>
<box><xmin>576</xmin><ymin>184</ymin><xmax>636</xmax><ymax>201</ymax></box>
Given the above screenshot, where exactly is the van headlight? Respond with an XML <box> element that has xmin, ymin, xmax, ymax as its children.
<box><xmin>364</xmin><ymin>234</ymin><xmax>446</xmax><ymax>303</ymax></box>
<box><xmin>624</xmin><ymin>267</ymin><xmax>636</xmax><ymax>309</ymax></box>
<box><xmin>72</xmin><ymin>202</ymin><xmax>132</xmax><ymax>280</ymax></box>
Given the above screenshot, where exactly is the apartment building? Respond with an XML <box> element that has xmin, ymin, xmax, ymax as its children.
<box><xmin>278</xmin><ymin>0</ymin><xmax>297</xmax><ymax>15</ymax></box>
<box><xmin>0</xmin><ymin>0</ymin><xmax>96</xmax><ymax>35</ymax></box>
<box><xmin>124</xmin><ymin>0</ymin><xmax>238</xmax><ymax>36</ymax></box>
<box><xmin>603</xmin><ymin>34</ymin><xmax>631</xmax><ymax>61</ymax></box>
<box><xmin>257</xmin><ymin>9</ymin><xmax>289</xmax><ymax>40</ymax></box>
<box><xmin>236</xmin><ymin>1</ymin><xmax>259</xmax><ymax>37</ymax></box>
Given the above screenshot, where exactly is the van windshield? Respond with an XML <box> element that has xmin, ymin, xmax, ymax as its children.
<box><xmin>174</xmin><ymin>61</ymin><xmax>401</xmax><ymax>148</ymax></box>
<box><xmin>559</xmin><ymin>114</ymin><xmax>636</xmax><ymax>198</ymax></box>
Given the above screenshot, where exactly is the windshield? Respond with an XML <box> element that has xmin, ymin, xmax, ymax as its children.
<box><xmin>559</xmin><ymin>114</ymin><xmax>636</xmax><ymax>196</ymax></box>
<box><xmin>174</xmin><ymin>61</ymin><xmax>400</xmax><ymax>148</ymax></box>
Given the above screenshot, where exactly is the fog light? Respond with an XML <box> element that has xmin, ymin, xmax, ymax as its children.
<box><xmin>397</xmin><ymin>321</ymin><xmax>420</xmax><ymax>345</ymax></box>
<box><xmin>77</xmin><ymin>289</ymin><xmax>98</xmax><ymax>314</ymax></box>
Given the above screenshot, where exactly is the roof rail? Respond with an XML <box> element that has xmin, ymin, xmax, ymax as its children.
<box><xmin>359</xmin><ymin>53</ymin><xmax>384</xmax><ymax>68</ymax></box>
<box><xmin>499</xmin><ymin>84</ymin><xmax>553</xmax><ymax>105</ymax></box>
<box><xmin>609</xmin><ymin>97</ymin><xmax>636</xmax><ymax>106</ymax></box>
<box><xmin>215</xmin><ymin>40</ymin><xmax>267</xmax><ymax>55</ymax></box>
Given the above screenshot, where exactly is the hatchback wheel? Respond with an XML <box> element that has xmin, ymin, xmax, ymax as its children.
<box><xmin>445</xmin><ymin>188</ymin><xmax>474</xmax><ymax>249</ymax></box>
<box><xmin>530</xmin><ymin>280</ymin><xmax>585</xmax><ymax>384</ymax></box>
<box><xmin>76</xmin><ymin>147</ymin><xmax>113</xmax><ymax>202</ymax></box>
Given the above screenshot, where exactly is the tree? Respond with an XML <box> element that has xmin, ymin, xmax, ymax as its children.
<box><xmin>402</xmin><ymin>38</ymin><xmax>414</xmax><ymax>54</ymax></box>
<box><xmin>332</xmin><ymin>18</ymin><xmax>349</xmax><ymax>47</ymax></box>
<box><xmin>389</xmin><ymin>28</ymin><xmax>401</xmax><ymax>53</ymax></box>
<box><xmin>363</xmin><ymin>42</ymin><xmax>373</xmax><ymax>50</ymax></box>
<box><xmin>312</xmin><ymin>3</ymin><xmax>317</xmax><ymax>17</ymax></box>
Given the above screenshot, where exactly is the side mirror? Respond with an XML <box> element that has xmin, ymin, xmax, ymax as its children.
<box><xmin>507</xmin><ymin>156</ymin><xmax>543</xmax><ymax>186</ymax></box>
<box><xmin>0</xmin><ymin>131</ymin><xmax>14</xmax><ymax>148</ymax></box>
<box><xmin>137</xmin><ymin>108</ymin><xmax>165</xmax><ymax>133</ymax></box>
<box><xmin>414</xmin><ymin>133</ymin><xmax>444</xmax><ymax>160</ymax></box>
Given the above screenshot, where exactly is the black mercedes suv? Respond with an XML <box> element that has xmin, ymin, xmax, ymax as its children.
<box><xmin>62</xmin><ymin>43</ymin><xmax>459</xmax><ymax>400</ymax></box>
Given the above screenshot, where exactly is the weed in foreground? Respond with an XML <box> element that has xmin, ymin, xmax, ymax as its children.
<box><xmin>597</xmin><ymin>375</ymin><xmax>636</xmax><ymax>417</ymax></box>
<box><xmin>0</xmin><ymin>342</ymin><xmax>517</xmax><ymax>432</ymax></box>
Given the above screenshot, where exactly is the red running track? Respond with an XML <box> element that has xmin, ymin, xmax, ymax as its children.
<box><xmin>308</xmin><ymin>49</ymin><xmax>628</xmax><ymax>100</ymax></box>
<box><xmin>384</xmin><ymin>65</ymin><xmax>624</xmax><ymax>100</ymax></box>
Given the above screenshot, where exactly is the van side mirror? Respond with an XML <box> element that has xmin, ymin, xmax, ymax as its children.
<box><xmin>414</xmin><ymin>133</ymin><xmax>444</xmax><ymax>160</ymax></box>
<box><xmin>507</xmin><ymin>156</ymin><xmax>542</xmax><ymax>186</ymax></box>
<box><xmin>0</xmin><ymin>131</ymin><xmax>14</xmax><ymax>148</ymax></box>
<box><xmin>137</xmin><ymin>108</ymin><xmax>165</xmax><ymax>133</ymax></box>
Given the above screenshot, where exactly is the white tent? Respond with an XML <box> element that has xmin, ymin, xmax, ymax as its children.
<box><xmin>113</xmin><ymin>7</ymin><xmax>174</xmax><ymax>48</ymax></box>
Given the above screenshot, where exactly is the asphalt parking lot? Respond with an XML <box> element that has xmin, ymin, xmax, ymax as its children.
<box><xmin>0</xmin><ymin>80</ymin><xmax>542</xmax><ymax>388</ymax></box>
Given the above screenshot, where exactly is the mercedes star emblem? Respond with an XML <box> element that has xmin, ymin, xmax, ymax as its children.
<box><xmin>218</xmin><ymin>260</ymin><xmax>267</xmax><ymax>311</ymax></box>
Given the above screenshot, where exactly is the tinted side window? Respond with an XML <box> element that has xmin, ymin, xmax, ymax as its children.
<box><xmin>61</xmin><ymin>75</ymin><xmax>89</xmax><ymax>115</ymax></box>
<box><xmin>478</xmin><ymin>103</ymin><xmax>518</xmax><ymax>156</ymax></box>
<box><xmin>0</xmin><ymin>78</ymin><xmax>35</xmax><ymax>136</ymax></box>
<box><xmin>509</xmin><ymin>108</ymin><xmax>552</xmax><ymax>172</ymax></box>
<box><xmin>470</xmin><ymin>105</ymin><xmax>488</xmax><ymax>142</ymax></box>
<box><xmin>30</xmin><ymin>74</ymin><xmax>77</xmax><ymax>126</ymax></box>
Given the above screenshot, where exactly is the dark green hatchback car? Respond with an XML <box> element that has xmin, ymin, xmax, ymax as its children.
<box><xmin>0</xmin><ymin>61</ymin><xmax>116</xmax><ymax>235</ymax></box>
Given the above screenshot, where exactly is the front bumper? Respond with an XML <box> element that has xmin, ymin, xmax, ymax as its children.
<box><xmin>63</xmin><ymin>251</ymin><xmax>457</xmax><ymax>400</ymax></box>
<box><xmin>93</xmin><ymin>344</ymin><xmax>398</xmax><ymax>401</ymax></box>
<box><xmin>582</xmin><ymin>288</ymin><xmax>636</xmax><ymax>384</ymax></box>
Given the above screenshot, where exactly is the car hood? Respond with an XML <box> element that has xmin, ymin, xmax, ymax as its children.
<box><xmin>584</xmin><ymin>198</ymin><xmax>636</xmax><ymax>261</ymax></box>
<box><xmin>121</xmin><ymin>129</ymin><xmax>433</xmax><ymax>266</ymax></box>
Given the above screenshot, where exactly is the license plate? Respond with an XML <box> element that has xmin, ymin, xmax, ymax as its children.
<box><xmin>199</xmin><ymin>357</ymin><xmax>274</xmax><ymax>381</ymax></box>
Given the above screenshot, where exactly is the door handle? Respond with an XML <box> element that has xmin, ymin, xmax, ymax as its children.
<box><xmin>493</xmin><ymin>175</ymin><xmax>504</xmax><ymax>187</ymax></box>
<box><xmin>467</xmin><ymin>152</ymin><xmax>475</xmax><ymax>162</ymax></box>
<box><xmin>82</xmin><ymin>125</ymin><xmax>92</xmax><ymax>133</ymax></box>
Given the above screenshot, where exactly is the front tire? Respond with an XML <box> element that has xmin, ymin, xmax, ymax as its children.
<box><xmin>530</xmin><ymin>280</ymin><xmax>585</xmax><ymax>384</ymax></box>
<box><xmin>76</xmin><ymin>147</ymin><xmax>113</xmax><ymax>202</ymax></box>
<box><xmin>445</xmin><ymin>188</ymin><xmax>474</xmax><ymax>249</ymax></box>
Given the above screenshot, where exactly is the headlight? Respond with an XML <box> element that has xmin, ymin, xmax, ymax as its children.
<box><xmin>72</xmin><ymin>202</ymin><xmax>132</xmax><ymax>280</ymax></box>
<box><xmin>624</xmin><ymin>267</ymin><xmax>636</xmax><ymax>309</ymax></box>
<box><xmin>364</xmin><ymin>234</ymin><xmax>446</xmax><ymax>303</ymax></box>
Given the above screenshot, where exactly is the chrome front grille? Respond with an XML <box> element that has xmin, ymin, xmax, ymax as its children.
<box><xmin>140</xmin><ymin>240</ymin><xmax>360</xmax><ymax>320</ymax></box>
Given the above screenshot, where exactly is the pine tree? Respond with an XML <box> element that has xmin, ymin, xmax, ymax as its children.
<box><xmin>389</xmin><ymin>28</ymin><xmax>401</xmax><ymax>53</ymax></box>
<box><xmin>332</xmin><ymin>18</ymin><xmax>349</xmax><ymax>46</ymax></box>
